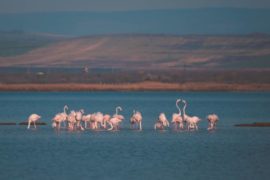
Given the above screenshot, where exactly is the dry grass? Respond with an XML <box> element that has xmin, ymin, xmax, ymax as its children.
<box><xmin>0</xmin><ymin>81</ymin><xmax>270</xmax><ymax>91</ymax></box>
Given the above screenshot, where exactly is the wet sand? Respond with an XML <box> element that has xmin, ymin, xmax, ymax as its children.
<box><xmin>0</xmin><ymin>82</ymin><xmax>269</xmax><ymax>91</ymax></box>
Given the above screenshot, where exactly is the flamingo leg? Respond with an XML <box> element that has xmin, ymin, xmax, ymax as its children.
<box><xmin>108</xmin><ymin>122</ymin><xmax>113</xmax><ymax>131</ymax></box>
<box><xmin>27</xmin><ymin>120</ymin><xmax>31</xmax><ymax>129</ymax></box>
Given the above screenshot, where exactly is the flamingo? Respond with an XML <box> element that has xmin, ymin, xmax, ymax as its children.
<box><xmin>154</xmin><ymin>113</ymin><xmax>169</xmax><ymax>130</ymax></box>
<box><xmin>108</xmin><ymin>106</ymin><xmax>124</xmax><ymax>131</ymax></box>
<box><xmin>103</xmin><ymin>114</ymin><xmax>111</xmax><ymax>129</ymax></box>
<box><xmin>171</xmin><ymin>99</ymin><xmax>184</xmax><ymax>130</ymax></box>
<box><xmin>52</xmin><ymin>105</ymin><xmax>68</xmax><ymax>129</ymax></box>
<box><xmin>113</xmin><ymin>106</ymin><xmax>124</xmax><ymax>119</ymax></box>
<box><xmin>182</xmin><ymin>100</ymin><xmax>201</xmax><ymax>131</ymax></box>
<box><xmin>27</xmin><ymin>114</ymin><xmax>41</xmax><ymax>129</ymax></box>
<box><xmin>107</xmin><ymin>116</ymin><xmax>123</xmax><ymax>131</ymax></box>
<box><xmin>91</xmin><ymin>112</ymin><xmax>105</xmax><ymax>130</ymax></box>
<box><xmin>67</xmin><ymin>110</ymin><xmax>76</xmax><ymax>131</ymax></box>
<box><xmin>207</xmin><ymin>114</ymin><xmax>219</xmax><ymax>130</ymax></box>
<box><xmin>75</xmin><ymin>109</ymin><xmax>85</xmax><ymax>130</ymax></box>
<box><xmin>82</xmin><ymin>114</ymin><xmax>91</xmax><ymax>129</ymax></box>
<box><xmin>130</xmin><ymin>110</ymin><xmax>143</xmax><ymax>130</ymax></box>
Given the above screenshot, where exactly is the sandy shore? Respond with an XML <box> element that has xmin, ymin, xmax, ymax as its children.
<box><xmin>0</xmin><ymin>82</ymin><xmax>270</xmax><ymax>91</ymax></box>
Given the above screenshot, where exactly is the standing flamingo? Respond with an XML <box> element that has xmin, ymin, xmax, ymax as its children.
<box><xmin>103</xmin><ymin>114</ymin><xmax>111</xmax><ymax>129</ymax></box>
<box><xmin>182</xmin><ymin>100</ymin><xmax>201</xmax><ymax>131</ymax></box>
<box><xmin>27</xmin><ymin>114</ymin><xmax>41</xmax><ymax>129</ymax></box>
<box><xmin>82</xmin><ymin>114</ymin><xmax>91</xmax><ymax>129</ymax></box>
<box><xmin>107</xmin><ymin>116</ymin><xmax>123</xmax><ymax>131</ymax></box>
<box><xmin>67</xmin><ymin>110</ymin><xmax>77</xmax><ymax>131</ymax></box>
<box><xmin>130</xmin><ymin>110</ymin><xmax>143</xmax><ymax>130</ymax></box>
<box><xmin>75</xmin><ymin>109</ymin><xmax>85</xmax><ymax>131</ymax></box>
<box><xmin>207</xmin><ymin>114</ymin><xmax>219</xmax><ymax>130</ymax></box>
<box><xmin>52</xmin><ymin>105</ymin><xmax>68</xmax><ymax>129</ymax></box>
<box><xmin>154</xmin><ymin>113</ymin><xmax>169</xmax><ymax>130</ymax></box>
<box><xmin>108</xmin><ymin>106</ymin><xmax>124</xmax><ymax>131</ymax></box>
<box><xmin>91</xmin><ymin>112</ymin><xmax>105</xmax><ymax>130</ymax></box>
<box><xmin>171</xmin><ymin>99</ymin><xmax>184</xmax><ymax>130</ymax></box>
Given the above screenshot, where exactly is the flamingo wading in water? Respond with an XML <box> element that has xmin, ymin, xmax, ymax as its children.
<box><xmin>171</xmin><ymin>99</ymin><xmax>184</xmax><ymax>130</ymax></box>
<box><xmin>154</xmin><ymin>113</ymin><xmax>169</xmax><ymax>130</ymax></box>
<box><xmin>130</xmin><ymin>110</ymin><xmax>143</xmax><ymax>131</ymax></box>
<box><xmin>27</xmin><ymin>114</ymin><xmax>41</xmax><ymax>129</ymax></box>
<box><xmin>108</xmin><ymin>106</ymin><xmax>124</xmax><ymax>131</ymax></box>
<box><xmin>52</xmin><ymin>105</ymin><xmax>68</xmax><ymax>129</ymax></box>
<box><xmin>207</xmin><ymin>114</ymin><xmax>219</xmax><ymax>130</ymax></box>
<box><xmin>182</xmin><ymin>100</ymin><xmax>201</xmax><ymax>131</ymax></box>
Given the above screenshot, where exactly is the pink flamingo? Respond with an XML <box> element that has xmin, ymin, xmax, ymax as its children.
<box><xmin>82</xmin><ymin>114</ymin><xmax>91</xmax><ymax>129</ymax></box>
<box><xmin>171</xmin><ymin>99</ymin><xmax>184</xmax><ymax>130</ymax></box>
<box><xmin>207</xmin><ymin>114</ymin><xmax>219</xmax><ymax>130</ymax></box>
<box><xmin>103</xmin><ymin>114</ymin><xmax>111</xmax><ymax>129</ymax></box>
<box><xmin>154</xmin><ymin>113</ymin><xmax>169</xmax><ymax>130</ymax></box>
<box><xmin>75</xmin><ymin>109</ymin><xmax>85</xmax><ymax>131</ymax></box>
<box><xmin>67</xmin><ymin>110</ymin><xmax>76</xmax><ymax>131</ymax></box>
<box><xmin>182</xmin><ymin>100</ymin><xmax>201</xmax><ymax>131</ymax></box>
<box><xmin>108</xmin><ymin>106</ymin><xmax>124</xmax><ymax>131</ymax></box>
<box><xmin>52</xmin><ymin>105</ymin><xmax>68</xmax><ymax>129</ymax></box>
<box><xmin>27</xmin><ymin>114</ymin><xmax>41</xmax><ymax>129</ymax></box>
<box><xmin>130</xmin><ymin>110</ymin><xmax>143</xmax><ymax>130</ymax></box>
<box><xmin>91</xmin><ymin>112</ymin><xmax>105</xmax><ymax>130</ymax></box>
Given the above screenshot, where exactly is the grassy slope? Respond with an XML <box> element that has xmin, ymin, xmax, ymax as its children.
<box><xmin>0</xmin><ymin>31</ymin><xmax>68</xmax><ymax>57</ymax></box>
<box><xmin>0</xmin><ymin>34</ymin><xmax>270</xmax><ymax>69</ymax></box>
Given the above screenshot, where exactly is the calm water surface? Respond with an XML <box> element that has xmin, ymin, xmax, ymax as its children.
<box><xmin>0</xmin><ymin>91</ymin><xmax>270</xmax><ymax>180</ymax></box>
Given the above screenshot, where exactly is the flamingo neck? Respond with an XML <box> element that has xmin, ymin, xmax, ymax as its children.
<box><xmin>176</xmin><ymin>101</ymin><xmax>181</xmax><ymax>115</ymax></box>
<box><xmin>64</xmin><ymin>107</ymin><xmax>67</xmax><ymax>115</ymax></box>
<box><xmin>182</xmin><ymin>102</ymin><xmax>187</xmax><ymax>120</ymax></box>
<box><xmin>183</xmin><ymin>103</ymin><xmax>187</xmax><ymax>116</ymax></box>
<box><xmin>116</xmin><ymin>107</ymin><xmax>121</xmax><ymax>115</ymax></box>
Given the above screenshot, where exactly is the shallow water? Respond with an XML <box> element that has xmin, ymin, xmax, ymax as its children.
<box><xmin>0</xmin><ymin>91</ymin><xmax>270</xmax><ymax>180</ymax></box>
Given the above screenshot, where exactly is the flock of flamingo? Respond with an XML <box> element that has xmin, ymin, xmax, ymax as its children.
<box><xmin>27</xmin><ymin>99</ymin><xmax>219</xmax><ymax>131</ymax></box>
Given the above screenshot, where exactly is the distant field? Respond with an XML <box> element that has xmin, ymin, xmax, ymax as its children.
<box><xmin>0</xmin><ymin>33</ymin><xmax>270</xmax><ymax>69</ymax></box>
<box><xmin>0</xmin><ymin>32</ymin><xmax>270</xmax><ymax>90</ymax></box>
<box><xmin>0</xmin><ymin>31</ymin><xmax>67</xmax><ymax>57</ymax></box>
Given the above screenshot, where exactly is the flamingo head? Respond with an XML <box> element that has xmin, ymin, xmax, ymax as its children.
<box><xmin>176</xmin><ymin>98</ymin><xmax>181</xmax><ymax>104</ymax></box>
<box><xmin>117</xmin><ymin>106</ymin><xmax>122</xmax><ymax>112</ymax></box>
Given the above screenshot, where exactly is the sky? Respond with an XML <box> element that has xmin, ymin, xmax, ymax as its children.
<box><xmin>0</xmin><ymin>0</ymin><xmax>270</xmax><ymax>36</ymax></box>
<box><xmin>0</xmin><ymin>0</ymin><xmax>270</xmax><ymax>13</ymax></box>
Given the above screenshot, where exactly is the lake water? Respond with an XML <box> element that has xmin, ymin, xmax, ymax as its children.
<box><xmin>0</xmin><ymin>91</ymin><xmax>270</xmax><ymax>180</ymax></box>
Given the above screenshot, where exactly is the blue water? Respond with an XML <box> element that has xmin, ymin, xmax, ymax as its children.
<box><xmin>0</xmin><ymin>91</ymin><xmax>270</xmax><ymax>180</ymax></box>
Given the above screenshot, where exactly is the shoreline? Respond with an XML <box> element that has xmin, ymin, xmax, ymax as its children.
<box><xmin>0</xmin><ymin>82</ymin><xmax>270</xmax><ymax>91</ymax></box>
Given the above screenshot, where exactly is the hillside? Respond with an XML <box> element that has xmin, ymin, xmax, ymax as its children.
<box><xmin>0</xmin><ymin>34</ymin><xmax>270</xmax><ymax>69</ymax></box>
<box><xmin>0</xmin><ymin>31</ymin><xmax>68</xmax><ymax>57</ymax></box>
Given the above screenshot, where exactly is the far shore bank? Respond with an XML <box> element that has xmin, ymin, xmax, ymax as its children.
<box><xmin>0</xmin><ymin>82</ymin><xmax>269</xmax><ymax>91</ymax></box>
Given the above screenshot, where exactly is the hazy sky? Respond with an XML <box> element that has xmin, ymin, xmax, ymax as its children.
<box><xmin>1</xmin><ymin>0</ymin><xmax>270</xmax><ymax>13</ymax></box>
